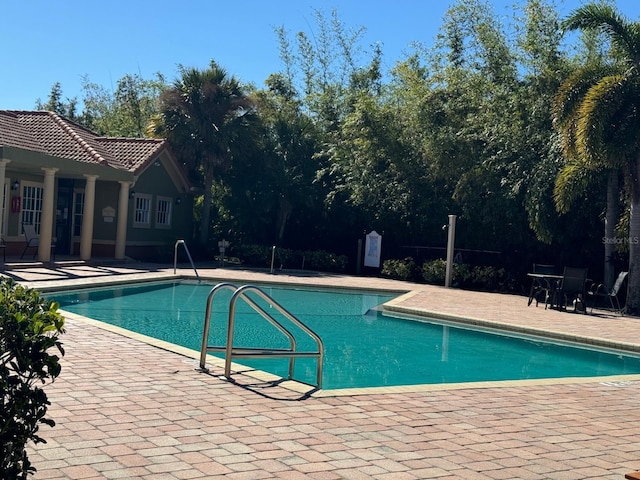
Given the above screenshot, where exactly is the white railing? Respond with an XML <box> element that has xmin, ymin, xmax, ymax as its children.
<box><xmin>199</xmin><ymin>283</ymin><xmax>324</xmax><ymax>389</ymax></box>
<box><xmin>173</xmin><ymin>240</ymin><xmax>199</xmax><ymax>280</ymax></box>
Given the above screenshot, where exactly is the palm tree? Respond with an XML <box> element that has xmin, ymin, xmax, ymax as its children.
<box><xmin>553</xmin><ymin>63</ymin><xmax>621</xmax><ymax>290</ymax></box>
<box><xmin>147</xmin><ymin>61</ymin><xmax>256</xmax><ymax>246</ymax></box>
<box><xmin>555</xmin><ymin>3</ymin><xmax>640</xmax><ymax>314</ymax></box>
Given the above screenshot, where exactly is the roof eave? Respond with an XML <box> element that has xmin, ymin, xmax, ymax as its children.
<box><xmin>0</xmin><ymin>145</ymin><xmax>135</xmax><ymax>182</ymax></box>
<box><xmin>133</xmin><ymin>146</ymin><xmax>192</xmax><ymax>193</ymax></box>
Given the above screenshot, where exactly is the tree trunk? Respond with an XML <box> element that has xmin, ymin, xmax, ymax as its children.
<box><xmin>626</xmin><ymin>154</ymin><xmax>640</xmax><ymax>315</ymax></box>
<box><xmin>276</xmin><ymin>197</ymin><xmax>293</xmax><ymax>243</ymax></box>
<box><xmin>604</xmin><ymin>170</ymin><xmax>619</xmax><ymax>290</ymax></box>
<box><xmin>199</xmin><ymin>166</ymin><xmax>214</xmax><ymax>246</ymax></box>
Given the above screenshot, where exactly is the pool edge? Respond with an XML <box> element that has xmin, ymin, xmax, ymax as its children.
<box><xmin>59</xmin><ymin>308</ymin><xmax>640</xmax><ymax>398</ymax></box>
<box><xmin>384</xmin><ymin>292</ymin><xmax>640</xmax><ymax>355</ymax></box>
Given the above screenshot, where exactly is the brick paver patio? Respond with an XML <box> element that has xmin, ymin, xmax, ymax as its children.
<box><xmin>3</xmin><ymin>262</ymin><xmax>639</xmax><ymax>479</ymax></box>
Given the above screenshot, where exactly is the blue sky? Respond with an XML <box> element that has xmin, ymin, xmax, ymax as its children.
<box><xmin>1</xmin><ymin>0</ymin><xmax>638</xmax><ymax>111</ymax></box>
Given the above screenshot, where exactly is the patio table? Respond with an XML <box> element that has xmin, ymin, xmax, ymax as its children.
<box><xmin>527</xmin><ymin>272</ymin><xmax>562</xmax><ymax>307</ymax></box>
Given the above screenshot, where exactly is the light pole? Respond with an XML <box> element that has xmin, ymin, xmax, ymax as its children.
<box><xmin>445</xmin><ymin>215</ymin><xmax>457</xmax><ymax>288</ymax></box>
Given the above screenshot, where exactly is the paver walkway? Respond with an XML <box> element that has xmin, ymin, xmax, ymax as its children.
<box><xmin>3</xmin><ymin>262</ymin><xmax>639</xmax><ymax>479</ymax></box>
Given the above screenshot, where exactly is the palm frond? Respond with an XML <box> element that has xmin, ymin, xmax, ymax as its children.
<box><xmin>144</xmin><ymin>113</ymin><xmax>166</xmax><ymax>138</ymax></box>
<box><xmin>552</xmin><ymin>63</ymin><xmax>619</xmax><ymax>127</ymax></box>
<box><xmin>553</xmin><ymin>64</ymin><xmax>620</xmax><ymax>162</ymax></box>
<box><xmin>563</xmin><ymin>4</ymin><xmax>640</xmax><ymax>66</ymax></box>
<box><xmin>553</xmin><ymin>162</ymin><xmax>594</xmax><ymax>213</ymax></box>
<box><xmin>576</xmin><ymin>71</ymin><xmax>640</xmax><ymax>167</ymax></box>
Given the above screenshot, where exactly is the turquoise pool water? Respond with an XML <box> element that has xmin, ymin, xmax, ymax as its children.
<box><xmin>49</xmin><ymin>281</ymin><xmax>640</xmax><ymax>390</ymax></box>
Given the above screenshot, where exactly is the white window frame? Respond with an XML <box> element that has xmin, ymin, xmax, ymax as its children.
<box><xmin>155</xmin><ymin>196</ymin><xmax>172</xmax><ymax>229</ymax></box>
<box><xmin>21</xmin><ymin>182</ymin><xmax>44</xmax><ymax>233</ymax></box>
<box><xmin>133</xmin><ymin>193</ymin><xmax>152</xmax><ymax>228</ymax></box>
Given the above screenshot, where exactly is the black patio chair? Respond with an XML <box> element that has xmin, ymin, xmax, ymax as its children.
<box><xmin>587</xmin><ymin>271</ymin><xmax>628</xmax><ymax>315</ymax></box>
<box><xmin>550</xmin><ymin>266</ymin><xmax>588</xmax><ymax>313</ymax></box>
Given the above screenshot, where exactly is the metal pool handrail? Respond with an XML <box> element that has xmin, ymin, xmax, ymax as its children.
<box><xmin>173</xmin><ymin>239</ymin><xmax>199</xmax><ymax>280</ymax></box>
<box><xmin>199</xmin><ymin>283</ymin><xmax>324</xmax><ymax>389</ymax></box>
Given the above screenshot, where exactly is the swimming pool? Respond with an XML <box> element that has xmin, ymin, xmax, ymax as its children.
<box><xmin>49</xmin><ymin>280</ymin><xmax>640</xmax><ymax>390</ymax></box>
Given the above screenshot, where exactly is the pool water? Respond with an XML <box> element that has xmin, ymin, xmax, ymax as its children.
<box><xmin>49</xmin><ymin>281</ymin><xmax>640</xmax><ymax>390</ymax></box>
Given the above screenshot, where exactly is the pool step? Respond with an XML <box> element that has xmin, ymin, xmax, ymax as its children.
<box><xmin>364</xmin><ymin>305</ymin><xmax>384</xmax><ymax>316</ymax></box>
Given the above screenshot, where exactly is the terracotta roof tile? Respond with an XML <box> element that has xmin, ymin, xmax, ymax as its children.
<box><xmin>98</xmin><ymin>137</ymin><xmax>165</xmax><ymax>173</ymax></box>
<box><xmin>0</xmin><ymin>110</ymin><xmax>167</xmax><ymax>173</ymax></box>
<box><xmin>0</xmin><ymin>111</ymin><xmax>45</xmax><ymax>152</ymax></box>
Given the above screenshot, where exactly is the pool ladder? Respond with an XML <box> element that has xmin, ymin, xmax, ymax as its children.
<box><xmin>198</xmin><ymin>283</ymin><xmax>324</xmax><ymax>389</ymax></box>
<box><xmin>173</xmin><ymin>240</ymin><xmax>199</xmax><ymax>280</ymax></box>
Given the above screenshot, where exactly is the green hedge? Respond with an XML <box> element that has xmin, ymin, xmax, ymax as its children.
<box><xmin>234</xmin><ymin>244</ymin><xmax>348</xmax><ymax>273</ymax></box>
<box><xmin>381</xmin><ymin>257</ymin><xmax>418</xmax><ymax>281</ymax></box>
<box><xmin>421</xmin><ymin>259</ymin><xmax>471</xmax><ymax>286</ymax></box>
<box><xmin>380</xmin><ymin>257</ymin><xmax>512</xmax><ymax>292</ymax></box>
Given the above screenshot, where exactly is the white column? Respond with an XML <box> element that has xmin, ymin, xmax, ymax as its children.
<box><xmin>38</xmin><ymin>167</ymin><xmax>58</xmax><ymax>262</ymax></box>
<box><xmin>0</xmin><ymin>160</ymin><xmax>9</xmax><ymax>242</ymax></box>
<box><xmin>115</xmin><ymin>181</ymin><xmax>131</xmax><ymax>260</ymax></box>
<box><xmin>80</xmin><ymin>175</ymin><xmax>98</xmax><ymax>260</ymax></box>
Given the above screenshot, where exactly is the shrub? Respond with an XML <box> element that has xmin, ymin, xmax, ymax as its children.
<box><xmin>300</xmin><ymin>249</ymin><xmax>348</xmax><ymax>272</ymax></box>
<box><xmin>421</xmin><ymin>259</ymin><xmax>470</xmax><ymax>286</ymax></box>
<box><xmin>469</xmin><ymin>265</ymin><xmax>501</xmax><ymax>291</ymax></box>
<box><xmin>234</xmin><ymin>244</ymin><xmax>274</xmax><ymax>267</ymax></box>
<box><xmin>382</xmin><ymin>257</ymin><xmax>417</xmax><ymax>281</ymax></box>
<box><xmin>235</xmin><ymin>245</ymin><xmax>348</xmax><ymax>273</ymax></box>
<box><xmin>0</xmin><ymin>278</ymin><xmax>65</xmax><ymax>479</ymax></box>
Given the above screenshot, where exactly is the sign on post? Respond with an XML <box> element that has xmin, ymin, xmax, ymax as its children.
<box><xmin>364</xmin><ymin>230</ymin><xmax>382</xmax><ymax>268</ymax></box>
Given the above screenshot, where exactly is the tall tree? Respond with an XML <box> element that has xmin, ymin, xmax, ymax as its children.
<box><xmin>252</xmin><ymin>74</ymin><xmax>323</xmax><ymax>245</ymax></box>
<box><xmin>275</xmin><ymin>8</ymin><xmax>369</xmax><ymax>133</ymax></box>
<box><xmin>82</xmin><ymin>73</ymin><xmax>166</xmax><ymax>137</ymax></box>
<box><xmin>558</xmin><ymin>3</ymin><xmax>640</xmax><ymax>314</ymax></box>
<box><xmin>324</xmin><ymin>59</ymin><xmax>435</xmax><ymax>241</ymax></box>
<box><xmin>35</xmin><ymin>82</ymin><xmax>78</xmax><ymax>120</ymax></box>
<box><xmin>147</xmin><ymin>61</ymin><xmax>257</xmax><ymax>246</ymax></box>
<box><xmin>38</xmin><ymin>75</ymin><xmax>165</xmax><ymax>137</ymax></box>
<box><xmin>418</xmin><ymin>0</ymin><xmax>543</xmax><ymax>253</ymax></box>
<box><xmin>274</xmin><ymin>10</ymin><xmax>396</xmax><ymax>248</ymax></box>
<box><xmin>514</xmin><ymin>0</ymin><xmax>573</xmax><ymax>246</ymax></box>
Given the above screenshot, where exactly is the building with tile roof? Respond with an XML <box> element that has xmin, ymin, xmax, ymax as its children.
<box><xmin>0</xmin><ymin>110</ymin><xmax>194</xmax><ymax>262</ymax></box>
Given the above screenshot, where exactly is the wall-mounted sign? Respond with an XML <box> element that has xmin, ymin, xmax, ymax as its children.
<box><xmin>102</xmin><ymin>206</ymin><xmax>115</xmax><ymax>223</ymax></box>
